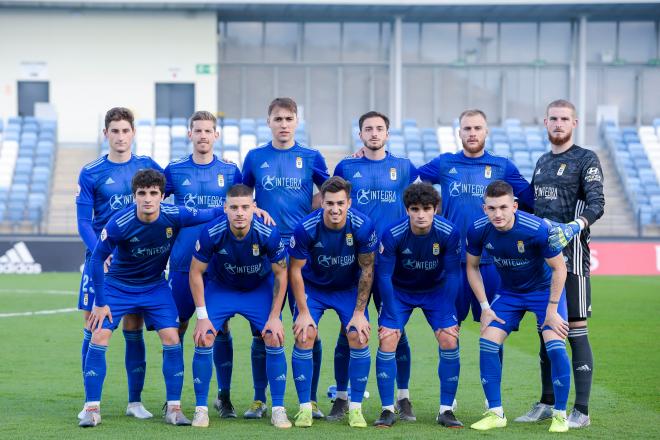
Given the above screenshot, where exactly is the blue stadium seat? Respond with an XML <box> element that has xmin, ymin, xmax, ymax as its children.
<box><xmin>406</xmin><ymin>141</ymin><xmax>422</xmax><ymax>152</ymax></box>
<box><xmin>155</xmin><ymin>118</ymin><xmax>171</xmax><ymax>126</ymax></box>
<box><xmin>171</xmin><ymin>117</ymin><xmax>187</xmax><ymax>127</ymax></box>
<box><xmin>510</xmin><ymin>142</ymin><xmax>527</xmax><ymax>152</ymax></box>
<box><xmin>8</xmin><ymin>116</ymin><xmax>22</xmax><ymax>125</ymax></box>
<box><xmin>424</xmin><ymin>150</ymin><xmax>437</xmax><ymax>162</ymax></box>
<box><xmin>408</xmin><ymin>151</ymin><xmax>425</xmax><ymax>167</ymax></box>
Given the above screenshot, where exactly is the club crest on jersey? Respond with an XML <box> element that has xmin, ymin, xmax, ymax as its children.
<box><xmin>166</xmin><ymin>227</ymin><xmax>173</xmax><ymax>239</ymax></box>
<box><xmin>83</xmin><ymin>293</ymin><xmax>88</xmax><ymax>306</ymax></box>
<box><xmin>432</xmin><ymin>243</ymin><xmax>440</xmax><ymax>255</ymax></box>
<box><xmin>390</xmin><ymin>168</ymin><xmax>397</xmax><ymax>180</ymax></box>
<box><xmin>346</xmin><ymin>233</ymin><xmax>354</xmax><ymax>246</ymax></box>
<box><xmin>252</xmin><ymin>244</ymin><xmax>260</xmax><ymax>256</ymax></box>
<box><xmin>101</xmin><ymin>228</ymin><xmax>107</xmax><ymax>241</ymax></box>
<box><xmin>218</xmin><ymin>174</ymin><xmax>225</xmax><ymax>187</ymax></box>
<box><xmin>296</xmin><ymin>157</ymin><xmax>303</xmax><ymax>169</ymax></box>
<box><xmin>195</xmin><ymin>240</ymin><xmax>201</xmax><ymax>252</ymax></box>
<box><xmin>517</xmin><ymin>240</ymin><xmax>525</xmax><ymax>253</ymax></box>
<box><xmin>557</xmin><ymin>164</ymin><xmax>567</xmax><ymax>176</ymax></box>
<box><xmin>379</xmin><ymin>242</ymin><xmax>384</xmax><ymax>254</ymax></box>
<box><xmin>290</xmin><ymin>236</ymin><xmax>296</xmax><ymax>248</ymax></box>
<box><xmin>484</xmin><ymin>165</ymin><xmax>492</xmax><ymax>179</ymax></box>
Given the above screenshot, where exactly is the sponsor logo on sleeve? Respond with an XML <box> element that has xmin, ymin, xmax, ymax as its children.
<box><xmin>585</xmin><ymin>167</ymin><xmax>602</xmax><ymax>182</ymax></box>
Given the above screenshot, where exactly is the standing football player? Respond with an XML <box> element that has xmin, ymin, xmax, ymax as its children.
<box><xmin>516</xmin><ymin>99</ymin><xmax>604</xmax><ymax>428</ymax></box>
<box><xmin>76</xmin><ymin>107</ymin><xmax>162</xmax><ymax>420</ymax></box>
<box><xmin>333</xmin><ymin>111</ymin><xmax>419</xmax><ymax>421</ymax></box>
<box><xmin>242</xmin><ymin>97</ymin><xmax>329</xmax><ymax>419</ymax></box>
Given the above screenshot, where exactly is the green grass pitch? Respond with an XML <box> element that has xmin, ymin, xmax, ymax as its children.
<box><xmin>0</xmin><ymin>273</ymin><xmax>658</xmax><ymax>439</ymax></box>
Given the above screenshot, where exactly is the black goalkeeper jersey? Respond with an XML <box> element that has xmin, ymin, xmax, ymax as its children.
<box><xmin>532</xmin><ymin>145</ymin><xmax>605</xmax><ymax>276</ymax></box>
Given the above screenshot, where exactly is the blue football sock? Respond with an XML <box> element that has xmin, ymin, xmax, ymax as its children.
<box><xmin>376</xmin><ymin>350</ymin><xmax>396</xmax><ymax>407</ymax></box>
<box><xmin>311</xmin><ymin>338</ymin><xmax>322</xmax><ymax>402</ymax></box>
<box><xmin>266</xmin><ymin>345</ymin><xmax>287</xmax><ymax>407</ymax></box>
<box><xmin>479</xmin><ymin>338</ymin><xmax>502</xmax><ymax>408</ymax></box>
<box><xmin>292</xmin><ymin>346</ymin><xmax>313</xmax><ymax>404</ymax></box>
<box><xmin>84</xmin><ymin>343</ymin><xmax>107</xmax><ymax>403</ymax></box>
<box><xmin>334</xmin><ymin>333</ymin><xmax>350</xmax><ymax>392</ymax></box>
<box><xmin>214</xmin><ymin>332</ymin><xmax>233</xmax><ymax>396</ymax></box>
<box><xmin>162</xmin><ymin>343</ymin><xmax>184</xmax><ymax>402</ymax></box>
<box><xmin>439</xmin><ymin>347</ymin><xmax>460</xmax><ymax>407</ymax></box>
<box><xmin>545</xmin><ymin>340</ymin><xmax>571</xmax><ymax>411</ymax></box>
<box><xmin>396</xmin><ymin>331</ymin><xmax>411</xmax><ymax>390</ymax></box>
<box><xmin>192</xmin><ymin>346</ymin><xmax>213</xmax><ymax>407</ymax></box>
<box><xmin>81</xmin><ymin>328</ymin><xmax>92</xmax><ymax>373</ymax></box>
<box><xmin>349</xmin><ymin>347</ymin><xmax>371</xmax><ymax>404</ymax></box>
<box><xmin>123</xmin><ymin>329</ymin><xmax>146</xmax><ymax>403</ymax></box>
<box><xmin>251</xmin><ymin>337</ymin><xmax>267</xmax><ymax>402</ymax></box>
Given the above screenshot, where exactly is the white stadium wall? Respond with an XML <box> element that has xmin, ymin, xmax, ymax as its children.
<box><xmin>0</xmin><ymin>9</ymin><xmax>217</xmax><ymax>143</ymax></box>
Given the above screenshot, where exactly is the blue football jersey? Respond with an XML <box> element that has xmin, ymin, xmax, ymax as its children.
<box><xmin>465</xmin><ymin>211</ymin><xmax>561</xmax><ymax>293</ymax></box>
<box><xmin>334</xmin><ymin>153</ymin><xmax>419</xmax><ymax>237</ymax></box>
<box><xmin>378</xmin><ymin>215</ymin><xmax>461</xmax><ymax>294</ymax></box>
<box><xmin>164</xmin><ymin>155</ymin><xmax>243</xmax><ymax>272</ymax></box>
<box><xmin>242</xmin><ymin>142</ymin><xmax>329</xmax><ymax>242</ymax></box>
<box><xmin>76</xmin><ymin>154</ymin><xmax>163</xmax><ymax>239</ymax></box>
<box><xmin>418</xmin><ymin>151</ymin><xmax>534</xmax><ymax>264</ymax></box>
<box><xmin>90</xmin><ymin>203</ymin><xmax>222</xmax><ymax>306</ymax></box>
<box><xmin>193</xmin><ymin>214</ymin><xmax>286</xmax><ymax>291</ymax></box>
<box><xmin>289</xmin><ymin>208</ymin><xmax>378</xmax><ymax>291</ymax></box>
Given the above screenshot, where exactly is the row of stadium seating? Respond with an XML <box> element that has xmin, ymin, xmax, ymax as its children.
<box><xmin>603</xmin><ymin>120</ymin><xmax>660</xmax><ymax>226</ymax></box>
<box><xmin>0</xmin><ymin>116</ymin><xmax>57</xmax><ymax>225</ymax></box>
<box><xmin>101</xmin><ymin>118</ymin><xmax>310</xmax><ymax>169</ymax></box>
<box><xmin>351</xmin><ymin>118</ymin><xmax>551</xmax><ymax>182</ymax></box>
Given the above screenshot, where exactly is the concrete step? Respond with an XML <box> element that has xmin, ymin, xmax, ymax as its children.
<box><xmin>46</xmin><ymin>145</ymin><xmax>98</xmax><ymax>235</ymax></box>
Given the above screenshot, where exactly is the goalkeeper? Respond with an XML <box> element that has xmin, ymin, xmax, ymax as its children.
<box><xmin>518</xmin><ymin>99</ymin><xmax>605</xmax><ymax>429</ymax></box>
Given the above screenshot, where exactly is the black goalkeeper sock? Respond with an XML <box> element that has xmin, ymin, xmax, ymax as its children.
<box><xmin>568</xmin><ymin>326</ymin><xmax>593</xmax><ymax>415</ymax></box>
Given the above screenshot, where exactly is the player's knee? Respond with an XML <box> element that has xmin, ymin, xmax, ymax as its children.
<box><xmin>196</xmin><ymin>332</ymin><xmax>215</xmax><ymax>348</ymax></box>
<box><xmin>437</xmin><ymin>332</ymin><xmax>458</xmax><ymax>350</ymax></box>
<box><xmin>295</xmin><ymin>327</ymin><xmax>316</xmax><ymax>349</ymax></box>
<box><xmin>263</xmin><ymin>332</ymin><xmax>282</xmax><ymax>348</ymax></box>
<box><xmin>91</xmin><ymin>329</ymin><xmax>112</xmax><ymax>345</ymax></box>
<box><xmin>379</xmin><ymin>335</ymin><xmax>399</xmax><ymax>352</ymax></box>
<box><xmin>569</xmin><ymin>320</ymin><xmax>587</xmax><ymax>329</ymax></box>
<box><xmin>122</xmin><ymin>313</ymin><xmax>144</xmax><ymax>331</ymax></box>
<box><xmin>159</xmin><ymin>328</ymin><xmax>181</xmax><ymax>345</ymax></box>
<box><xmin>346</xmin><ymin>330</ymin><xmax>368</xmax><ymax>349</ymax></box>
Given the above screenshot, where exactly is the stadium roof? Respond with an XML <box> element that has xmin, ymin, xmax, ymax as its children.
<box><xmin>2</xmin><ymin>0</ymin><xmax>660</xmax><ymax>21</ymax></box>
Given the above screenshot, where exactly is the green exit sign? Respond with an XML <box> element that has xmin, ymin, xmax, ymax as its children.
<box><xmin>196</xmin><ymin>64</ymin><xmax>216</xmax><ymax>75</ymax></box>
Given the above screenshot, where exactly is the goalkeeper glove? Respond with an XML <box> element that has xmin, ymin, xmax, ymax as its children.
<box><xmin>546</xmin><ymin>219</ymin><xmax>583</xmax><ymax>252</ymax></box>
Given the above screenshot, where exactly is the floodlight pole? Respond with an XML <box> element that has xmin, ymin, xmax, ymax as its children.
<box><xmin>391</xmin><ymin>15</ymin><xmax>403</xmax><ymax>130</ymax></box>
<box><xmin>578</xmin><ymin>15</ymin><xmax>587</xmax><ymax>146</ymax></box>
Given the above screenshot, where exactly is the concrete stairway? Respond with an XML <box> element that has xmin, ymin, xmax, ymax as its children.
<box><xmin>46</xmin><ymin>143</ymin><xmax>98</xmax><ymax>235</ymax></box>
<box><xmin>588</xmin><ymin>145</ymin><xmax>640</xmax><ymax>237</ymax></box>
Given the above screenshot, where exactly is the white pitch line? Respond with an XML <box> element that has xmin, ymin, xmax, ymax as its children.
<box><xmin>0</xmin><ymin>307</ymin><xmax>78</xmax><ymax>318</ymax></box>
<box><xmin>0</xmin><ymin>288</ymin><xmax>75</xmax><ymax>296</ymax></box>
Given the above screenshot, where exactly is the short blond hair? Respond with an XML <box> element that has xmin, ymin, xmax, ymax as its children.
<box><xmin>546</xmin><ymin>99</ymin><xmax>576</xmax><ymax>118</ymax></box>
<box><xmin>459</xmin><ymin>109</ymin><xmax>487</xmax><ymax>125</ymax></box>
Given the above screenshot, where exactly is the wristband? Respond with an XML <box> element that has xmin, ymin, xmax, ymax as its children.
<box><xmin>548</xmin><ymin>300</ymin><xmax>559</xmax><ymax>305</ymax></box>
<box><xmin>196</xmin><ymin>306</ymin><xmax>208</xmax><ymax>320</ymax></box>
<box><xmin>480</xmin><ymin>301</ymin><xmax>490</xmax><ymax>310</ymax></box>
<box><xmin>574</xmin><ymin>218</ymin><xmax>586</xmax><ymax>231</ymax></box>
